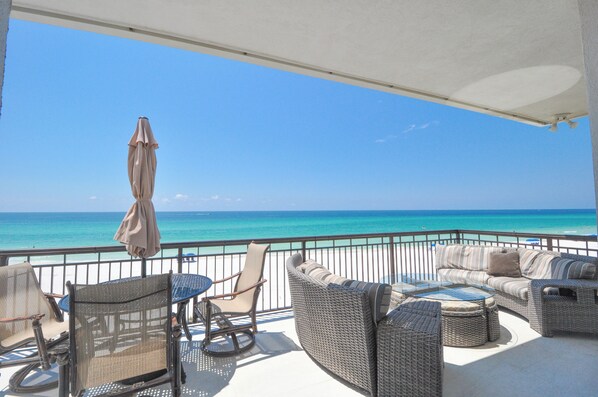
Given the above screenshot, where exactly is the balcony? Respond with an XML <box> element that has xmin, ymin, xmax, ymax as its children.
<box><xmin>1</xmin><ymin>230</ymin><xmax>598</xmax><ymax>396</ymax></box>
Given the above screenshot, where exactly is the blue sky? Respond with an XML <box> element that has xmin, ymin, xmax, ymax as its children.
<box><xmin>0</xmin><ymin>19</ymin><xmax>595</xmax><ymax>212</ymax></box>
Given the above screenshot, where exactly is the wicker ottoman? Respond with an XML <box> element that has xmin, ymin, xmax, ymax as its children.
<box><xmin>403</xmin><ymin>296</ymin><xmax>500</xmax><ymax>347</ymax></box>
<box><xmin>377</xmin><ymin>300</ymin><xmax>443</xmax><ymax>397</ymax></box>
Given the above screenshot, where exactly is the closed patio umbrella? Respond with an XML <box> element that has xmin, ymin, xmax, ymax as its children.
<box><xmin>114</xmin><ymin>117</ymin><xmax>161</xmax><ymax>277</ymax></box>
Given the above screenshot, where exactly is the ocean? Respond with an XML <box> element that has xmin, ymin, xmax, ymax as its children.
<box><xmin>0</xmin><ymin>210</ymin><xmax>596</xmax><ymax>251</ymax></box>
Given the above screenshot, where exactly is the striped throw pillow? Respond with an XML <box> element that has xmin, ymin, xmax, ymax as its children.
<box><xmin>343</xmin><ymin>280</ymin><xmax>392</xmax><ymax>323</ymax></box>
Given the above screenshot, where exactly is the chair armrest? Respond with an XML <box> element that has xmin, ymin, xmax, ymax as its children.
<box><xmin>44</xmin><ymin>293</ymin><xmax>65</xmax><ymax>322</ymax></box>
<box><xmin>212</xmin><ymin>271</ymin><xmax>243</xmax><ymax>284</ymax></box>
<box><xmin>204</xmin><ymin>279</ymin><xmax>267</xmax><ymax>300</ymax></box>
<box><xmin>172</xmin><ymin>323</ymin><xmax>183</xmax><ymax>340</ymax></box>
<box><xmin>0</xmin><ymin>314</ymin><xmax>45</xmax><ymax>323</ymax></box>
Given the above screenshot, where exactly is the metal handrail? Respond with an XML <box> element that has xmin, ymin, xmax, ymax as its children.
<box><xmin>1</xmin><ymin>229</ymin><xmax>595</xmax><ymax>316</ymax></box>
<box><xmin>1</xmin><ymin>228</ymin><xmax>594</xmax><ymax>257</ymax></box>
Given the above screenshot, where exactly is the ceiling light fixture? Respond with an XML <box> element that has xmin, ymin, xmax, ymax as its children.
<box><xmin>549</xmin><ymin>113</ymin><xmax>577</xmax><ymax>132</ymax></box>
<box><xmin>566</xmin><ymin>119</ymin><xmax>578</xmax><ymax>129</ymax></box>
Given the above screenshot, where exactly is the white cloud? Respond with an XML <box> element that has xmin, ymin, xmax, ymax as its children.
<box><xmin>402</xmin><ymin>124</ymin><xmax>417</xmax><ymax>133</ymax></box>
<box><xmin>374</xmin><ymin>134</ymin><xmax>397</xmax><ymax>144</ymax></box>
<box><xmin>419</xmin><ymin>120</ymin><xmax>439</xmax><ymax>129</ymax></box>
<box><xmin>210</xmin><ymin>195</ymin><xmax>220</xmax><ymax>200</ymax></box>
<box><xmin>89</xmin><ymin>196</ymin><xmax>97</xmax><ymax>200</ymax></box>
<box><xmin>175</xmin><ymin>193</ymin><xmax>189</xmax><ymax>201</ymax></box>
<box><xmin>403</xmin><ymin>121</ymin><xmax>439</xmax><ymax>134</ymax></box>
<box><xmin>161</xmin><ymin>198</ymin><xmax>171</xmax><ymax>203</ymax></box>
<box><xmin>236</xmin><ymin>198</ymin><xmax>242</xmax><ymax>202</ymax></box>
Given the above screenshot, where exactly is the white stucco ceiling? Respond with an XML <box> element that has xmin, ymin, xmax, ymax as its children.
<box><xmin>10</xmin><ymin>0</ymin><xmax>588</xmax><ymax>126</ymax></box>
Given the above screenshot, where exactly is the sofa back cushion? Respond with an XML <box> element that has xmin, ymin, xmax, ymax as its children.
<box><xmin>296</xmin><ymin>259</ymin><xmax>348</xmax><ymax>284</ymax></box>
<box><xmin>518</xmin><ymin>248</ymin><xmax>560</xmax><ymax>279</ymax></box>
<box><xmin>549</xmin><ymin>257</ymin><xmax>597</xmax><ymax>280</ymax></box>
<box><xmin>343</xmin><ymin>280</ymin><xmax>392</xmax><ymax>324</ymax></box>
<box><xmin>436</xmin><ymin>244</ymin><xmax>515</xmax><ymax>271</ymax></box>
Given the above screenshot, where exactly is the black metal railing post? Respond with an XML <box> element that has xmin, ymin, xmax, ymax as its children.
<box><xmin>177</xmin><ymin>248</ymin><xmax>183</xmax><ymax>273</ymax></box>
<box><xmin>454</xmin><ymin>230</ymin><xmax>461</xmax><ymax>244</ymax></box>
<box><xmin>301</xmin><ymin>241</ymin><xmax>307</xmax><ymax>261</ymax></box>
<box><xmin>388</xmin><ymin>236</ymin><xmax>396</xmax><ymax>283</ymax></box>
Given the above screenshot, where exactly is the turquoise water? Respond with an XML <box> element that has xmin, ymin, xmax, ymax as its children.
<box><xmin>0</xmin><ymin>210</ymin><xmax>596</xmax><ymax>250</ymax></box>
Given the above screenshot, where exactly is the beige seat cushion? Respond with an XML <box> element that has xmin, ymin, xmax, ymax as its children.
<box><xmin>1</xmin><ymin>317</ymin><xmax>68</xmax><ymax>349</ymax></box>
<box><xmin>199</xmin><ymin>296</ymin><xmax>253</xmax><ymax>316</ymax></box>
<box><xmin>437</xmin><ymin>269</ymin><xmax>491</xmax><ymax>285</ymax></box>
<box><xmin>487</xmin><ymin>277</ymin><xmax>530</xmax><ymax>300</ymax></box>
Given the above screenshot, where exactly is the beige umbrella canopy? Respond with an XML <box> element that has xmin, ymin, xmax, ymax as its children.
<box><xmin>114</xmin><ymin>117</ymin><xmax>161</xmax><ymax>276</ymax></box>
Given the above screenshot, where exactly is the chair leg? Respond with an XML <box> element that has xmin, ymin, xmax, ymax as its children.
<box><xmin>203</xmin><ymin>301</ymin><xmax>213</xmax><ymax>347</ymax></box>
<box><xmin>172</xmin><ymin>323</ymin><xmax>183</xmax><ymax>397</ymax></box>
<box><xmin>58</xmin><ymin>361</ymin><xmax>69</xmax><ymax>397</ymax></box>
<box><xmin>55</xmin><ymin>349</ymin><xmax>70</xmax><ymax>397</ymax></box>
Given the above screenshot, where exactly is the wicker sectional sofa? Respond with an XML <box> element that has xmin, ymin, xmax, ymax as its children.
<box><xmin>436</xmin><ymin>244</ymin><xmax>598</xmax><ymax>336</ymax></box>
<box><xmin>286</xmin><ymin>253</ymin><xmax>443</xmax><ymax>397</ymax></box>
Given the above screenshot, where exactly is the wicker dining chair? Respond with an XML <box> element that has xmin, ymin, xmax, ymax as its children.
<box><xmin>0</xmin><ymin>262</ymin><xmax>68</xmax><ymax>393</ymax></box>
<box><xmin>59</xmin><ymin>273</ymin><xmax>183</xmax><ymax>397</ymax></box>
<box><xmin>194</xmin><ymin>242</ymin><xmax>269</xmax><ymax>356</ymax></box>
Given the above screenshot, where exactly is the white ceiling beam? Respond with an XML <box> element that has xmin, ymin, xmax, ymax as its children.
<box><xmin>578</xmin><ymin>0</ymin><xmax>598</xmax><ymax>226</ymax></box>
<box><xmin>0</xmin><ymin>0</ymin><xmax>11</xmax><ymax>115</ymax></box>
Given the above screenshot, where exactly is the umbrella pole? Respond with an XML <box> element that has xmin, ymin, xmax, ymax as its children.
<box><xmin>142</xmin><ymin>257</ymin><xmax>147</xmax><ymax>278</ymax></box>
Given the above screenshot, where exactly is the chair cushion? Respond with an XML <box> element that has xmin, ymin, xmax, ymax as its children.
<box><xmin>486</xmin><ymin>277</ymin><xmax>530</xmax><ymax>300</ymax></box>
<box><xmin>437</xmin><ymin>269</ymin><xmax>490</xmax><ymax>285</ymax></box>
<box><xmin>296</xmin><ymin>259</ymin><xmax>323</xmax><ymax>274</ymax></box>
<box><xmin>1</xmin><ymin>317</ymin><xmax>68</xmax><ymax>349</ymax></box>
<box><xmin>342</xmin><ymin>280</ymin><xmax>392</xmax><ymax>323</ymax></box>
<box><xmin>487</xmin><ymin>251</ymin><xmax>521</xmax><ymax>277</ymax></box>
<box><xmin>297</xmin><ymin>260</ymin><xmax>348</xmax><ymax>285</ymax></box>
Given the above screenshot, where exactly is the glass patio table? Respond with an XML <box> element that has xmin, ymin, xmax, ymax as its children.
<box><xmin>59</xmin><ymin>273</ymin><xmax>212</xmax><ymax>341</ymax></box>
<box><xmin>384</xmin><ymin>275</ymin><xmax>500</xmax><ymax>347</ymax></box>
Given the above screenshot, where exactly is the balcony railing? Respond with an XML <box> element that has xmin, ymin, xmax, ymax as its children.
<box><xmin>1</xmin><ymin>229</ymin><xmax>596</xmax><ymax>318</ymax></box>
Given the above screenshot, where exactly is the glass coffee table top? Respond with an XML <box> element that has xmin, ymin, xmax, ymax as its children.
<box><xmin>381</xmin><ymin>274</ymin><xmax>495</xmax><ymax>302</ymax></box>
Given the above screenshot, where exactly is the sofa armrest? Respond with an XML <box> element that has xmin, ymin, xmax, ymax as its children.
<box><xmin>530</xmin><ymin>279</ymin><xmax>598</xmax><ymax>304</ymax></box>
<box><xmin>529</xmin><ymin>279</ymin><xmax>598</xmax><ymax>336</ymax></box>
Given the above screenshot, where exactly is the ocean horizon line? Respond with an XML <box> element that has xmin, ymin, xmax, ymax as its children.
<box><xmin>0</xmin><ymin>208</ymin><xmax>596</xmax><ymax>214</ymax></box>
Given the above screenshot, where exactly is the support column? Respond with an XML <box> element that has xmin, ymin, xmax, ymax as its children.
<box><xmin>578</xmin><ymin>1</ymin><xmax>598</xmax><ymax>232</ymax></box>
<box><xmin>0</xmin><ymin>0</ymin><xmax>10</xmax><ymax>115</ymax></box>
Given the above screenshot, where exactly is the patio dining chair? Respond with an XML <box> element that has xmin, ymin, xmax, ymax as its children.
<box><xmin>59</xmin><ymin>272</ymin><xmax>183</xmax><ymax>397</ymax></box>
<box><xmin>0</xmin><ymin>262</ymin><xmax>68</xmax><ymax>393</ymax></box>
<box><xmin>194</xmin><ymin>242</ymin><xmax>269</xmax><ymax>356</ymax></box>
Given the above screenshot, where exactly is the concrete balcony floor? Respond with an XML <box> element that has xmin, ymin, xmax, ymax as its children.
<box><xmin>1</xmin><ymin>309</ymin><xmax>597</xmax><ymax>397</ymax></box>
